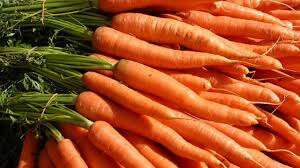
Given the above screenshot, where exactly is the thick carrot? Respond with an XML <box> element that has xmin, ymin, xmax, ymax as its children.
<box><xmin>198</xmin><ymin>91</ymin><xmax>266</xmax><ymax>119</ymax></box>
<box><xmin>270</xmin><ymin>152</ymin><xmax>300</xmax><ymax>168</ymax></box>
<box><xmin>246</xmin><ymin>149</ymin><xmax>292</xmax><ymax>168</ymax></box>
<box><xmin>46</xmin><ymin>139</ymin><xmax>88</xmax><ymax>168</ymax></box>
<box><xmin>93</xmin><ymin>27</ymin><xmax>239</xmax><ymax>69</ymax></box>
<box><xmin>90</xmin><ymin>54</ymin><xmax>118</xmax><ymax>77</ymax></box>
<box><xmin>269</xmin><ymin>10</ymin><xmax>300</xmax><ymax>20</ymax></box>
<box><xmin>208</xmin><ymin>64</ymin><xmax>249</xmax><ymax>79</ymax></box>
<box><xmin>177</xmin><ymin>10</ymin><xmax>300</xmax><ymax>41</ymax></box>
<box><xmin>98</xmin><ymin>0</ymin><xmax>217</xmax><ymax>13</ymax></box>
<box><xmin>88</xmin><ymin>121</ymin><xmax>155</xmax><ymax>168</ymax></box>
<box><xmin>273</xmin><ymin>78</ymin><xmax>300</xmax><ymax>95</ymax></box>
<box><xmin>280</xmin><ymin>57</ymin><xmax>300</xmax><ymax>71</ymax></box>
<box><xmin>18</xmin><ymin>130</ymin><xmax>39</xmax><ymax>168</ymax></box>
<box><xmin>83</xmin><ymin>71</ymin><xmax>177</xmax><ymax>118</ymax></box>
<box><xmin>121</xmin><ymin>131</ymin><xmax>179</xmax><ymax>168</ymax></box>
<box><xmin>113</xmin><ymin>60</ymin><xmax>259</xmax><ymax>126</ymax></box>
<box><xmin>205</xmin><ymin>1</ymin><xmax>287</xmax><ymax>27</ymax></box>
<box><xmin>188</xmin><ymin>68</ymin><xmax>280</xmax><ymax>103</ymax></box>
<box><xmin>226</xmin><ymin>0</ymin><xmax>262</xmax><ymax>8</ymax></box>
<box><xmin>176</xmin><ymin>157</ymin><xmax>209</xmax><ymax>168</ymax></box>
<box><xmin>111</xmin><ymin>13</ymin><xmax>262</xmax><ymax>59</ymax></box>
<box><xmin>280</xmin><ymin>115</ymin><xmax>300</xmax><ymax>131</ymax></box>
<box><xmin>75</xmin><ymin>91</ymin><xmax>225</xmax><ymax>167</ymax></box>
<box><xmin>227</xmin><ymin>0</ymin><xmax>299</xmax><ymax>10</ymax></box>
<box><xmin>38</xmin><ymin>148</ymin><xmax>55</xmax><ymax>168</ymax></box>
<box><xmin>60</xmin><ymin>124</ymin><xmax>120</xmax><ymax>168</ymax></box>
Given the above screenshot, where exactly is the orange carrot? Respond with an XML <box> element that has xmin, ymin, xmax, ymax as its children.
<box><xmin>46</xmin><ymin>139</ymin><xmax>88</xmax><ymax>168</ymax></box>
<box><xmin>280</xmin><ymin>115</ymin><xmax>300</xmax><ymax>131</ymax></box>
<box><xmin>112</xmin><ymin>60</ymin><xmax>259</xmax><ymax>126</ymax></box>
<box><xmin>111</xmin><ymin>13</ymin><xmax>262</xmax><ymax>59</ymax></box>
<box><xmin>93</xmin><ymin>27</ymin><xmax>239</xmax><ymax>69</ymax></box>
<box><xmin>208</xmin><ymin>64</ymin><xmax>249</xmax><ymax>79</ymax></box>
<box><xmin>98</xmin><ymin>0</ymin><xmax>217</xmax><ymax>13</ymax></box>
<box><xmin>176</xmin><ymin>157</ymin><xmax>209</xmax><ymax>168</ymax></box>
<box><xmin>269</xmin><ymin>10</ymin><xmax>300</xmax><ymax>20</ymax></box>
<box><xmin>90</xmin><ymin>54</ymin><xmax>118</xmax><ymax>77</ymax></box>
<box><xmin>18</xmin><ymin>130</ymin><xmax>39</xmax><ymax>168</ymax></box>
<box><xmin>38</xmin><ymin>148</ymin><xmax>55</xmax><ymax>168</ymax></box>
<box><xmin>287</xmin><ymin>20</ymin><xmax>300</xmax><ymax>30</ymax></box>
<box><xmin>60</xmin><ymin>124</ymin><xmax>120</xmax><ymax>168</ymax></box>
<box><xmin>246</xmin><ymin>149</ymin><xmax>291</xmax><ymax>168</ymax></box>
<box><xmin>205</xmin><ymin>1</ymin><xmax>287</xmax><ymax>27</ymax></box>
<box><xmin>227</xmin><ymin>0</ymin><xmax>299</xmax><ymax>10</ymax></box>
<box><xmin>188</xmin><ymin>68</ymin><xmax>280</xmax><ymax>103</ymax></box>
<box><xmin>198</xmin><ymin>91</ymin><xmax>266</xmax><ymax>119</ymax></box>
<box><xmin>273</xmin><ymin>78</ymin><xmax>300</xmax><ymax>95</ymax></box>
<box><xmin>280</xmin><ymin>57</ymin><xmax>300</xmax><ymax>71</ymax></box>
<box><xmin>226</xmin><ymin>0</ymin><xmax>262</xmax><ymax>8</ymax></box>
<box><xmin>270</xmin><ymin>152</ymin><xmax>300</xmax><ymax>168</ymax></box>
<box><xmin>88</xmin><ymin>121</ymin><xmax>155</xmax><ymax>168</ymax></box>
<box><xmin>121</xmin><ymin>131</ymin><xmax>179</xmax><ymax>168</ymax></box>
<box><xmin>177</xmin><ymin>10</ymin><xmax>300</xmax><ymax>41</ymax></box>
<box><xmin>83</xmin><ymin>71</ymin><xmax>178</xmax><ymax>119</ymax></box>
<box><xmin>76</xmin><ymin>91</ymin><xmax>225</xmax><ymax>167</ymax></box>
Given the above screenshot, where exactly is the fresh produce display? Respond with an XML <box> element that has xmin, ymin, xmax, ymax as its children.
<box><xmin>1</xmin><ymin>0</ymin><xmax>300</xmax><ymax>168</ymax></box>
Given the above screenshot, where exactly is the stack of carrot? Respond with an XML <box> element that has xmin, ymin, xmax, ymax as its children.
<box><xmin>14</xmin><ymin>0</ymin><xmax>300</xmax><ymax>168</ymax></box>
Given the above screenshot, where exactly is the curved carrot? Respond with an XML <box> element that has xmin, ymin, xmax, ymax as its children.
<box><xmin>38</xmin><ymin>148</ymin><xmax>55</xmax><ymax>168</ymax></box>
<box><xmin>208</xmin><ymin>64</ymin><xmax>249</xmax><ymax>79</ymax></box>
<box><xmin>75</xmin><ymin>91</ymin><xmax>225</xmax><ymax>167</ymax></box>
<box><xmin>60</xmin><ymin>124</ymin><xmax>120</xmax><ymax>168</ymax></box>
<box><xmin>18</xmin><ymin>130</ymin><xmax>39</xmax><ymax>168</ymax></box>
<box><xmin>121</xmin><ymin>131</ymin><xmax>179</xmax><ymax>168</ymax></box>
<box><xmin>111</xmin><ymin>13</ymin><xmax>262</xmax><ymax>59</ymax></box>
<box><xmin>271</xmin><ymin>152</ymin><xmax>300</xmax><ymax>168</ymax></box>
<box><xmin>113</xmin><ymin>60</ymin><xmax>258</xmax><ymax>126</ymax></box>
<box><xmin>90</xmin><ymin>54</ymin><xmax>118</xmax><ymax>77</ymax></box>
<box><xmin>93</xmin><ymin>27</ymin><xmax>239</xmax><ymax>69</ymax></box>
<box><xmin>198</xmin><ymin>91</ymin><xmax>266</xmax><ymax>119</ymax></box>
<box><xmin>274</xmin><ymin>78</ymin><xmax>300</xmax><ymax>95</ymax></box>
<box><xmin>176</xmin><ymin>157</ymin><xmax>209</xmax><ymax>168</ymax></box>
<box><xmin>46</xmin><ymin>139</ymin><xmax>88</xmax><ymax>168</ymax></box>
<box><xmin>83</xmin><ymin>71</ymin><xmax>177</xmax><ymax>118</ymax></box>
<box><xmin>177</xmin><ymin>10</ymin><xmax>300</xmax><ymax>42</ymax></box>
<box><xmin>280</xmin><ymin>115</ymin><xmax>300</xmax><ymax>131</ymax></box>
<box><xmin>269</xmin><ymin>10</ymin><xmax>300</xmax><ymax>20</ymax></box>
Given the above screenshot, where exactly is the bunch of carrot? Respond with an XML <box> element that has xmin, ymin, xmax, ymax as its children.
<box><xmin>1</xmin><ymin>0</ymin><xmax>299</xmax><ymax>168</ymax></box>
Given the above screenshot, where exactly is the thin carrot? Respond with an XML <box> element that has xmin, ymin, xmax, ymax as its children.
<box><xmin>46</xmin><ymin>139</ymin><xmax>88</xmax><ymax>168</ymax></box>
<box><xmin>198</xmin><ymin>91</ymin><xmax>266</xmax><ymax>119</ymax></box>
<box><xmin>83</xmin><ymin>71</ymin><xmax>177</xmax><ymax>118</ymax></box>
<box><xmin>60</xmin><ymin>124</ymin><xmax>120</xmax><ymax>168</ymax></box>
<box><xmin>75</xmin><ymin>91</ymin><xmax>225</xmax><ymax>168</ymax></box>
<box><xmin>177</xmin><ymin>10</ymin><xmax>300</xmax><ymax>41</ymax></box>
<box><xmin>112</xmin><ymin>60</ymin><xmax>259</xmax><ymax>126</ymax></box>
<box><xmin>287</xmin><ymin>20</ymin><xmax>300</xmax><ymax>30</ymax></box>
<box><xmin>227</xmin><ymin>0</ymin><xmax>299</xmax><ymax>10</ymax></box>
<box><xmin>269</xmin><ymin>10</ymin><xmax>300</xmax><ymax>20</ymax></box>
<box><xmin>205</xmin><ymin>1</ymin><xmax>288</xmax><ymax>27</ymax></box>
<box><xmin>111</xmin><ymin>13</ymin><xmax>262</xmax><ymax>59</ymax></box>
<box><xmin>226</xmin><ymin>0</ymin><xmax>262</xmax><ymax>8</ymax></box>
<box><xmin>270</xmin><ymin>151</ymin><xmax>300</xmax><ymax>168</ymax></box>
<box><xmin>188</xmin><ymin>68</ymin><xmax>281</xmax><ymax>103</ymax></box>
<box><xmin>280</xmin><ymin>115</ymin><xmax>300</xmax><ymax>131</ymax></box>
<box><xmin>273</xmin><ymin>78</ymin><xmax>300</xmax><ymax>95</ymax></box>
<box><xmin>93</xmin><ymin>27</ymin><xmax>239</xmax><ymax>69</ymax></box>
<box><xmin>38</xmin><ymin>148</ymin><xmax>55</xmax><ymax>168</ymax></box>
<box><xmin>246</xmin><ymin>149</ymin><xmax>292</xmax><ymax>168</ymax></box>
<box><xmin>208</xmin><ymin>64</ymin><xmax>249</xmax><ymax>79</ymax></box>
<box><xmin>252</xmin><ymin>69</ymin><xmax>294</xmax><ymax>80</ymax></box>
<box><xmin>17</xmin><ymin>130</ymin><xmax>39</xmax><ymax>168</ymax></box>
<box><xmin>90</xmin><ymin>54</ymin><xmax>118</xmax><ymax>77</ymax></box>
<box><xmin>88</xmin><ymin>121</ymin><xmax>155</xmax><ymax>168</ymax></box>
<box><xmin>121</xmin><ymin>131</ymin><xmax>179</xmax><ymax>168</ymax></box>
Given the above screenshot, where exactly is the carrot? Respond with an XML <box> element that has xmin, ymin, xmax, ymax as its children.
<box><xmin>188</xmin><ymin>68</ymin><xmax>281</xmax><ymax>103</ymax></box>
<box><xmin>90</xmin><ymin>54</ymin><xmax>118</xmax><ymax>77</ymax></box>
<box><xmin>177</xmin><ymin>10</ymin><xmax>300</xmax><ymax>41</ymax></box>
<box><xmin>112</xmin><ymin>60</ymin><xmax>259</xmax><ymax>126</ymax></box>
<box><xmin>60</xmin><ymin>124</ymin><xmax>120</xmax><ymax>168</ymax></box>
<box><xmin>93</xmin><ymin>27</ymin><xmax>240</xmax><ymax>69</ymax></box>
<box><xmin>270</xmin><ymin>152</ymin><xmax>300</xmax><ymax>168</ymax></box>
<box><xmin>227</xmin><ymin>0</ymin><xmax>299</xmax><ymax>10</ymax></box>
<box><xmin>38</xmin><ymin>148</ymin><xmax>55</xmax><ymax>168</ymax></box>
<box><xmin>83</xmin><ymin>71</ymin><xmax>177</xmax><ymax>119</ymax></box>
<box><xmin>17</xmin><ymin>130</ymin><xmax>39</xmax><ymax>168</ymax></box>
<box><xmin>176</xmin><ymin>157</ymin><xmax>209</xmax><ymax>168</ymax></box>
<box><xmin>198</xmin><ymin>91</ymin><xmax>266</xmax><ymax>119</ymax></box>
<box><xmin>246</xmin><ymin>148</ymin><xmax>292</xmax><ymax>168</ymax></box>
<box><xmin>208</xmin><ymin>64</ymin><xmax>249</xmax><ymax>79</ymax></box>
<box><xmin>46</xmin><ymin>139</ymin><xmax>88</xmax><ymax>168</ymax></box>
<box><xmin>269</xmin><ymin>10</ymin><xmax>300</xmax><ymax>20</ymax></box>
<box><xmin>98</xmin><ymin>0</ymin><xmax>217</xmax><ymax>13</ymax></box>
<box><xmin>111</xmin><ymin>13</ymin><xmax>263</xmax><ymax>59</ymax></box>
<box><xmin>287</xmin><ymin>20</ymin><xmax>300</xmax><ymax>30</ymax></box>
<box><xmin>252</xmin><ymin>69</ymin><xmax>294</xmax><ymax>80</ymax></box>
<box><xmin>121</xmin><ymin>131</ymin><xmax>179</xmax><ymax>168</ymax></box>
<box><xmin>273</xmin><ymin>78</ymin><xmax>300</xmax><ymax>95</ymax></box>
<box><xmin>75</xmin><ymin>91</ymin><xmax>225</xmax><ymax>167</ymax></box>
<box><xmin>280</xmin><ymin>57</ymin><xmax>300</xmax><ymax>71</ymax></box>
<box><xmin>88</xmin><ymin>121</ymin><xmax>155</xmax><ymax>168</ymax></box>
<box><xmin>226</xmin><ymin>0</ymin><xmax>262</xmax><ymax>8</ymax></box>
<box><xmin>261</xmin><ymin>82</ymin><xmax>300</xmax><ymax>100</ymax></box>
<box><xmin>280</xmin><ymin>115</ymin><xmax>300</xmax><ymax>131</ymax></box>
<box><xmin>205</xmin><ymin>1</ymin><xmax>288</xmax><ymax>27</ymax></box>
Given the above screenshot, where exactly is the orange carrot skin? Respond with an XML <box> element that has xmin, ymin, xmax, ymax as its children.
<box><xmin>88</xmin><ymin>121</ymin><xmax>155</xmax><ymax>168</ymax></box>
<box><xmin>226</xmin><ymin>0</ymin><xmax>261</xmax><ymax>8</ymax></box>
<box><xmin>176</xmin><ymin>157</ymin><xmax>209</xmax><ymax>168</ymax></box>
<box><xmin>122</xmin><ymin>131</ymin><xmax>179</xmax><ymax>168</ymax></box>
<box><xmin>269</xmin><ymin>10</ymin><xmax>300</xmax><ymax>20</ymax></box>
<box><xmin>93</xmin><ymin>27</ymin><xmax>237</xmax><ymax>69</ymax></box>
<box><xmin>271</xmin><ymin>152</ymin><xmax>300</xmax><ymax>168</ymax></box>
<box><xmin>60</xmin><ymin>124</ymin><xmax>120</xmax><ymax>168</ymax></box>
<box><xmin>113</xmin><ymin>60</ymin><xmax>258</xmax><ymax>126</ymax></box>
<box><xmin>246</xmin><ymin>149</ymin><xmax>291</xmax><ymax>168</ymax></box>
<box><xmin>111</xmin><ymin>13</ymin><xmax>261</xmax><ymax>59</ymax></box>
<box><xmin>76</xmin><ymin>92</ymin><xmax>224</xmax><ymax>167</ymax></box>
<box><xmin>90</xmin><ymin>54</ymin><xmax>118</xmax><ymax>77</ymax></box>
<box><xmin>209</xmin><ymin>64</ymin><xmax>249</xmax><ymax>79</ymax></box>
<box><xmin>83</xmin><ymin>71</ymin><xmax>177</xmax><ymax>119</ymax></box>
<box><xmin>287</xmin><ymin>20</ymin><xmax>300</xmax><ymax>30</ymax></box>
<box><xmin>18</xmin><ymin>130</ymin><xmax>39</xmax><ymax>168</ymax></box>
<box><xmin>274</xmin><ymin>79</ymin><xmax>300</xmax><ymax>97</ymax></box>
<box><xmin>281</xmin><ymin>115</ymin><xmax>300</xmax><ymax>132</ymax></box>
<box><xmin>38</xmin><ymin>148</ymin><xmax>55</xmax><ymax>168</ymax></box>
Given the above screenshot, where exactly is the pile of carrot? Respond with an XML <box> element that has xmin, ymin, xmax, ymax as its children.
<box><xmin>9</xmin><ymin>0</ymin><xmax>300</xmax><ymax>168</ymax></box>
